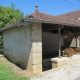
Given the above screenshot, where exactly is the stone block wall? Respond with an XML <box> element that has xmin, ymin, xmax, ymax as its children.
<box><xmin>3</xmin><ymin>22</ymin><xmax>42</xmax><ymax>74</ymax></box>
<box><xmin>29</xmin><ymin>22</ymin><xmax>42</xmax><ymax>74</ymax></box>
<box><xmin>3</xmin><ymin>25</ymin><xmax>31</xmax><ymax>69</ymax></box>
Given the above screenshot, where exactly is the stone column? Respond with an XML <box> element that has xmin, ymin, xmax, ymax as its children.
<box><xmin>30</xmin><ymin>22</ymin><xmax>42</xmax><ymax>74</ymax></box>
<box><xmin>76</xmin><ymin>38</ymin><xmax>77</xmax><ymax>47</ymax></box>
<box><xmin>58</xmin><ymin>28</ymin><xmax>61</xmax><ymax>58</ymax></box>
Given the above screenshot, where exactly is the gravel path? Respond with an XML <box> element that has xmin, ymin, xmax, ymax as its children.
<box><xmin>31</xmin><ymin>59</ymin><xmax>80</xmax><ymax>80</ymax></box>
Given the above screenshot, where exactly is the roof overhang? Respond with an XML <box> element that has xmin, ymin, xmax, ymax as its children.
<box><xmin>24</xmin><ymin>18</ymin><xmax>80</xmax><ymax>27</ymax></box>
<box><xmin>0</xmin><ymin>18</ymin><xmax>80</xmax><ymax>32</ymax></box>
<box><xmin>0</xmin><ymin>20</ymin><xmax>32</xmax><ymax>32</ymax></box>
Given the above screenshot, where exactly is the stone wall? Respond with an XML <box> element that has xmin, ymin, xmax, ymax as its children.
<box><xmin>3</xmin><ymin>22</ymin><xmax>42</xmax><ymax>74</ymax></box>
<box><xmin>29</xmin><ymin>22</ymin><xmax>42</xmax><ymax>74</ymax></box>
<box><xmin>3</xmin><ymin>25</ymin><xmax>31</xmax><ymax>69</ymax></box>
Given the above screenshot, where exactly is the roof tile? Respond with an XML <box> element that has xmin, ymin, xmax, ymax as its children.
<box><xmin>27</xmin><ymin>11</ymin><xmax>80</xmax><ymax>25</ymax></box>
<box><xmin>1</xmin><ymin>10</ymin><xmax>80</xmax><ymax>32</ymax></box>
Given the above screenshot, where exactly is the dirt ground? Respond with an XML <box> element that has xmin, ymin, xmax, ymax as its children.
<box><xmin>0</xmin><ymin>54</ymin><xmax>36</xmax><ymax>77</ymax></box>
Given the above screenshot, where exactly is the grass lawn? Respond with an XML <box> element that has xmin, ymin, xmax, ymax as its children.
<box><xmin>0</xmin><ymin>62</ymin><xmax>30</xmax><ymax>80</ymax></box>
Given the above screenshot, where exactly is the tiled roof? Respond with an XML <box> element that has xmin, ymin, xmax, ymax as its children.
<box><xmin>0</xmin><ymin>20</ymin><xmax>22</xmax><ymax>32</ymax></box>
<box><xmin>0</xmin><ymin>10</ymin><xmax>80</xmax><ymax>32</ymax></box>
<box><xmin>27</xmin><ymin>11</ymin><xmax>57</xmax><ymax>20</ymax></box>
<box><xmin>27</xmin><ymin>11</ymin><xmax>80</xmax><ymax>25</ymax></box>
<box><xmin>58</xmin><ymin>10</ymin><xmax>80</xmax><ymax>21</ymax></box>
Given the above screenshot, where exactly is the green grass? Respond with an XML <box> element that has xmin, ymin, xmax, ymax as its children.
<box><xmin>0</xmin><ymin>63</ymin><xmax>30</xmax><ymax>80</ymax></box>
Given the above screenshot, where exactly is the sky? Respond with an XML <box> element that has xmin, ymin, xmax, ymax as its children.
<box><xmin>0</xmin><ymin>0</ymin><xmax>80</xmax><ymax>16</ymax></box>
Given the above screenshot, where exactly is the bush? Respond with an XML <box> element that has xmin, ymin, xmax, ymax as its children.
<box><xmin>75</xmin><ymin>47</ymin><xmax>80</xmax><ymax>52</ymax></box>
<box><xmin>62</xmin><ymin>48</ymin><xmax>76</xmax><ymax>57</ymax></box>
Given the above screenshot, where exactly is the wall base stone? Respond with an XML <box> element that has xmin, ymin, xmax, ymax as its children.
<box><xmin>51</xmin><ymin>57</ymin><xmax>67</xmax><ymax>68</ymax></box>
<box><xmin>51</xmin><ymin>55</ymin><xmax>80</xmax><ymax>69</ymax></box>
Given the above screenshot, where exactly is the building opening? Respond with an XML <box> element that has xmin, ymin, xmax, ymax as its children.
<box><xmin>42</xmin><ymin>23</ymin><xmax>60</xmax><ymax>71</ymax></box>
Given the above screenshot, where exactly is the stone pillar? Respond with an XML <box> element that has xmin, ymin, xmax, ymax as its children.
<box><xmin>30</xmin><ymin>22</ymin><xmax>42</xmax><ymax>74</ymax></box>
<box><xmin>58</xmin><ymin>28</ymin><xmax>61</xmax><ymax>58</ymax></box>
<box><xmin>76</xmin><ymin>38</ymin><xmax>77</xmax><ymax>47</ymax></box>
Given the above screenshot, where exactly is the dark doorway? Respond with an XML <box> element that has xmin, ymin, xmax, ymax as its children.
<box><xmin>42</xmin><ymin>23</ymin><xmax>60</xmax><ymax>71</ymax></box>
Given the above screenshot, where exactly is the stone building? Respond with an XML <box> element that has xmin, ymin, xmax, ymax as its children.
<box><xmin>0</xmin><ymin>6</ymin><xmax>80</xmax><ymax>74</ymax></box>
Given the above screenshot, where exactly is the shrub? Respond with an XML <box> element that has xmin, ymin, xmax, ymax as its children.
<box><xmin>62</xmin><ymin>48</ymin><xmax>76</xmax><ymax>57</ymax></box>
<box><xmin>75</xmin><ymin>47</ymin><xmax>80</xmax><ymax>52</ymax></box>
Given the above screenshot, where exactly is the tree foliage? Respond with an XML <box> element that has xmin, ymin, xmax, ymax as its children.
<box><xmin>0</xmin><ymin>5</ymin><xmax>24</xmax><ymax>28</ymax></box>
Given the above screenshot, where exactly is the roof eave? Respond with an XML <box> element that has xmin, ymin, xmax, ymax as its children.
<box><xmin>0</xmin><ymin>18</ymin><xmax>80</xmax><ymax>32</ymax></box>
<box><xmin>0</xmin><ymin>19</ymin><xmax>32</xmax><ymax>32</ymax></box>
<box><xmin>24</xmin><ymin>18</ymin><xmax>80</xmax><ymax>27</ymax></box>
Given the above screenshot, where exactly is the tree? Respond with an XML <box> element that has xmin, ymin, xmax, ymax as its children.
<box><xmin>0</xmin><ymin>5</ymin><xmax>24</xmax><ymax>53</ymax></box>
<box><xmin>0</xmin><ymin>5</ymin><xmax>24</xmax><ymax>28</ymax></box>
